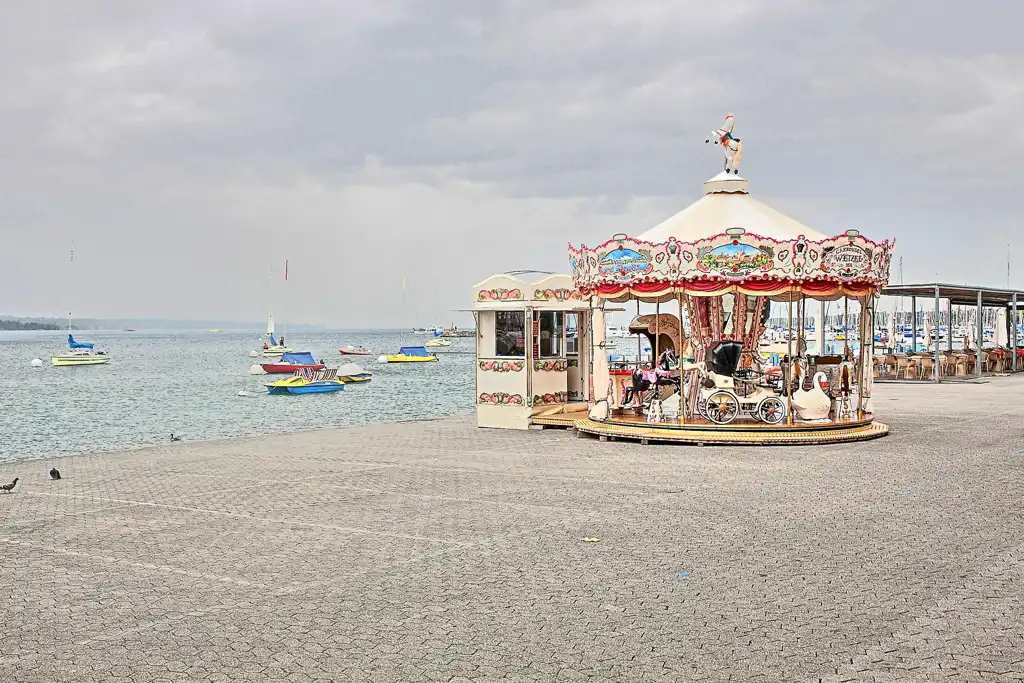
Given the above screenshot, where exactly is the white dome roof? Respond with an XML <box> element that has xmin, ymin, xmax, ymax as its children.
<box><xmin>636</xmin><ymin>172</ymin><xmax>829</xmax><ymax>243</ymax></box>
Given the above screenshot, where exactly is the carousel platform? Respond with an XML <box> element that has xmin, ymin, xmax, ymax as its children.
<box><xmin>531</xmin><ymin>413</ymin><xmax>580</xmax><ymax>428</ymax></box>
<box><xmin>573</xmin><ymin>413</ymin><xmax>889</xmax><ymax>446</ymax></box>
<box><xmin>531</xmin><ymin>402</ymin><xmax>590</xmax><ymax>429</ymax></box>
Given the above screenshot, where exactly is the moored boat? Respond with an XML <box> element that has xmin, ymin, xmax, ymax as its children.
<box><xmin>425</xmin><ymin>338</ymin><xmax>451</xmax><ymax>348</ymax></box>
<box><xmin>337</xmin><ymin>362</ymin><xmax>373</xmax><ymax>383</ymax></box>
<box><xmin>51</xmin><ymin>335</ymin><xmax>109</xmax><ymax>367</ymax></box>
<box><xmin>261</xmin><ymin>262</ymin><xmax>292</xmax><ymax>356</ymax></box>
<box><xmin>261</xmin><ymin>351</ymin><xmax>325</xmax><ymax>374</ymax></box>
<box><xmin>384</xmin><ymin>346</ymin><xmax>438</xmax><ymax>363</ymax></box>
<box><xmin>262</xmin><ymin>340</ymin><xmax>292</xmax><ymax>357</ymax></box>
<box><xmin>52</xmin><ymin>348</ymin><xmax>110</xmax><ymax>366</ymax></box>
<box><xmin>338</xmin><ymin>345</ymin><xmax>371</xmax><ymax>356</ymax></box>
<box><xmin>266</xmin><ymin>367</ymin><xmax>345</xmax><ymax>394</ymax></box>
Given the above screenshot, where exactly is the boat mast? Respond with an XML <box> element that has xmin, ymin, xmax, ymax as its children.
<box><xmin>282</xmin><ymin>259</ymin><xmax>288</xmax><ymax>344</ymax></box>
<box><xmin>402</xmin><ymin>271</ymin><xmax>408</xmax><ymax>345</ymax></box>
<box><xmin>68</xmin><ymin>242</ymin><xmax>74</xmax><ymax>332</ymax></box>
<box><xmin>266</xmin><ymin>260</ymin><xmax>274</xmax><ymax>344</ymax></box>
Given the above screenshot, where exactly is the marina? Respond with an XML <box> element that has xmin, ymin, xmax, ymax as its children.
<box><xmin>0</xmin><ymin>330</ymin><xmax>474</xmax><ymax>462</ymax></box>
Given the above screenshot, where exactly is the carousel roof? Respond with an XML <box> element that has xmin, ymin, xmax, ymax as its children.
<box><xmin>568</xmin><ymin>116</ymin><xmax>894</xmax><ymax>302</ymax></box>
<box><xmin>636</xmin><ymin>172</ymin><xmax>829</xmax><ymax>244</ymax></box>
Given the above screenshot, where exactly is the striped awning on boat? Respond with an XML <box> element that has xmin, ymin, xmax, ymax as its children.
<box><xmin>295</xmin><ymin>367</ymin><xmax>337</xmax><ymax>382</ymax></box>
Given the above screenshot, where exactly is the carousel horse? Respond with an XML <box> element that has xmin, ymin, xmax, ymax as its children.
<box><xmin>624</xmin><ymin>367</ymin><xmax>679</xmax><ymax>414</ymax></box>
<box><xmin>837</xmin><ymin>359</ymin><xmax>856</xmax><ymax>419</ymax></box>
<box><xmin>705</xmin><ymin>113</ymin><xmax>743</xmax><ymax>174</ymax></box>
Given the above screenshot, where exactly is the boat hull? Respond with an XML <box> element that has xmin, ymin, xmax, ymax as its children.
<box><xmin>267</xmin><ymin>382</ymin><xmax>345</xmax><ymax>395</ymax></box>
<box><xmin>339</xmin><ymin>374</ymin><xmax>372</xmax><ymax>383</ymax></box>
<box><xmin>385</xmin><ymin>355</ymin><xmax>437</xmax><ymax>363</ymax></box>
<box><xmin>265</xmin><ymin>374</ymin><xmax>347</xmax><ymax>394</ymax></box>
<box><xmin>261</xmin><ymin>363</ymin><xmax>325</xmax><ymax>374</ymax></box>
<box><xmin>262</xmin><ymin>345</ymin><xmax>292</xmax><ymax>358</ymax></box>
<box><xmin>339</xmin><ymin>349</ymin><xmax>371</xmax><ymax>355</ymax></box>
<box><xmin>51</xmin><ymin>355</ymin><xmax>110</xmax><ymax>366</ymax></box>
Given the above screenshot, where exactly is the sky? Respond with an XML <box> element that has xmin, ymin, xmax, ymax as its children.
<box><xmin>1</xmin><ymin>0</ymin><xmax>1022</xmax><ymax>328</ymax></box>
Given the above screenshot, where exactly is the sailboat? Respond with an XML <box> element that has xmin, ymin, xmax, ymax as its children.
<box><xmin>262</xmin><ymin>260</ymin><xmax>292</xmax><ymax>358</ymax></box>
<box><xmin>52</xmin><ymin>244</ymin><xmax>109</xmax><ymax>366</ymax></box>
<box><xmin>384</xmin><ymin>273</ymin><xmax>437</xmax><ymax>363</ymax></box>
<box><xmin>51</xmin><ymin>332</ymin><xmax>110</xmax><ymax>366</ymax></box>
<box><xmin>262</xmin><ymin>313</ymin><xmax>291</xmax><ymax>357</ymax></box>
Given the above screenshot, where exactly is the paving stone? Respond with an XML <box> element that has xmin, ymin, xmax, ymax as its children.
<box><xmin>1</xmin><ymin>378</ymin><xmax>1023</xmax><ymax>681</ymax></box>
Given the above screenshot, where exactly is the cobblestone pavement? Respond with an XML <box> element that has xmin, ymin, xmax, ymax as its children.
<box><xmin>2</xmin><ymin>377</ymin><xmax>1022</xmax><ymax>682</ymax></box>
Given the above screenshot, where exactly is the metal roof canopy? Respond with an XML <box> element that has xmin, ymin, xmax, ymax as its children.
<box><xmin>881</xmin><ymin>283</ymin><xmax>1024</xmax><ymax>307</ymax></box>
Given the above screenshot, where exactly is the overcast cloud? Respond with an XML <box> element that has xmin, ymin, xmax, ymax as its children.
<box><xmin>1</xmin><ymin>1</ymin><xmax>1022</xmax><ymax>327</ymax></box>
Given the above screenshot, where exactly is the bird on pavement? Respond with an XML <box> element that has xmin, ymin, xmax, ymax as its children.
<box><xmin>1</xmin><ymin>478</ymin><xmax>19</xmax><ymax>493</ymax></box>
<box><xmin>169</xmin><ymin>434</ymin><xmax>183</xmax><ymax>442</ymax></box>
<box><xmin>50</xmin><ymin>468</ymin><xmax>61</xmax><ymax>480</ymax></box>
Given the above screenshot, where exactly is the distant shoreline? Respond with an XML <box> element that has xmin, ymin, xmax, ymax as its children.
<box><xmin>0</xmin><ymin>320</ymin><xmax>62</xmax><ymax>331</ymax></box>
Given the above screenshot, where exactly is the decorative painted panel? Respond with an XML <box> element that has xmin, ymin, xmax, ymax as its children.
<box><xmin>569</xmin><ymin>229</ymin><xmax>893</xmax><ymax>291</ymax></box>
<box><xmin>532</xmin><ymin>288</ymin><xmax>584</xmax><ymax>301</ymax></box>
<box><xmin>533</xmin><ymin>359</ymin><xmax>569</xmax><ymax>372</ymax></box>
<box><xmin>478</xmin><ymin>360</ymin><xmax>524</xmax><ymax>373</ymax></box>
<box><xmin>478</xmin><ymin>392</ymin><xmax>525</xmax><ymax>405</ymax></box>
<box><xmin>532</xmin><ymin>391</ymin><xmax>569</xmax><ymax>405</ymax></box>
<box><xmin>477</xmin><ymin>288</ymin><xmax>523</xmax><ymax>302</ymax></box>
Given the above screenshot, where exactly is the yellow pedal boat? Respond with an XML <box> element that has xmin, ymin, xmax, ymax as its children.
<box><xmin>266</xmin><ymin>366</ymin><xmax>372</xmax><ymax>394</ymax></box>
<box><xmin>385</xmin><ymin>346</ymin><xmax>438</xmax><ymax>363</ymax></box>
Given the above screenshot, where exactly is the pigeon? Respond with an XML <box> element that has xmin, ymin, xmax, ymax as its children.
<box><xmin>169</xmin><ymin>433</ymin><xmax>183</xmax><ymax>442</ymax></box>
<box><xmin>50</xmin><ymin>468</ymin><xmax>61</xmax><ymax>480</ymax></box>
<box><xmin>1</xmin><ymin>478</ymin><xmax>19</xmax><ymax>493</ymax></box>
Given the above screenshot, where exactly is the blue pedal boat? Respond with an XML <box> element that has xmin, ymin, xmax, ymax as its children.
<box><xmin>266</xmin><ymin>367</ymin><xmax>346</xmax><ymax>395</ymax></box>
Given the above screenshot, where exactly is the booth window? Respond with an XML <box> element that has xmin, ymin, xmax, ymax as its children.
<box><xmin>565</xmin><ymin>313</ymin><xmax>579</xmax><ymax>355</ymax></box>
<box><xmin>539</xmin><ymin>311</ymin><xmax>564</xmax><ymax>357</ymax></box>
<box><xmin>494</xmin><ymin>311</ymin><xmax>525</xmax><ymax>357</ymax></box>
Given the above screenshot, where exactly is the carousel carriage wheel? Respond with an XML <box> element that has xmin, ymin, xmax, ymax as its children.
<box><xmin>696</xmin><ymin>398</ymin><xmax>709</xmax><ymax>420</ymax></box>
<box><xmin>705</xmin><ymin>390</ymin><xmax>739</xmax><ymax>425</ymax></box>
<box><xmin>756</xmin><ymin>396</ymin><xmax>786</xmax><ymax>425</ymax></box>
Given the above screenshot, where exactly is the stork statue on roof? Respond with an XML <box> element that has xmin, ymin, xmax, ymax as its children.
<box><xmin>705</xmin><ymin>113</ymin><xmax>742</xmax><ymax>174</ymax></box>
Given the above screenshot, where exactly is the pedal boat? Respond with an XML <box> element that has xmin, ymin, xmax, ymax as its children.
<box><xmin>385</xmin><ymin>346</ymin><xmax>438</xmax><ymax>363</ymax></box>
<box><xmin>337</xmin><ymin>362</ymin><xmax>373</xmax><ymax>383</ymax></box>
<box><xmin>266</xmin><ymin>368</ymin><xmax>345</xmax><ymax>395</ymax></box>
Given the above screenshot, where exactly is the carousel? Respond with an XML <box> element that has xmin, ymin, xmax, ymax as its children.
<box><xmin>568</xmin><ymin>115</ymin><xmax>895</xmax><ymax>445</ymax></box>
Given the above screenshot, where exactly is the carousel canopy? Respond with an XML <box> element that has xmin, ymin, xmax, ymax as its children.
<box><xmin>570</xmin><ymin>172</ymin><xmax>893</xmax><ymax>303</ymax></box>
<box><xmin>637</xmin><ymin>173</ymin><xmax>828</xmax><ymax>243</ymax></box>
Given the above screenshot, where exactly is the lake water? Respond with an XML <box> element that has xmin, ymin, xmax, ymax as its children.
<box><xmin>0</xmin><ymin>330</ymin><xmax>475</xmax><ymax>463</ymax></box>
